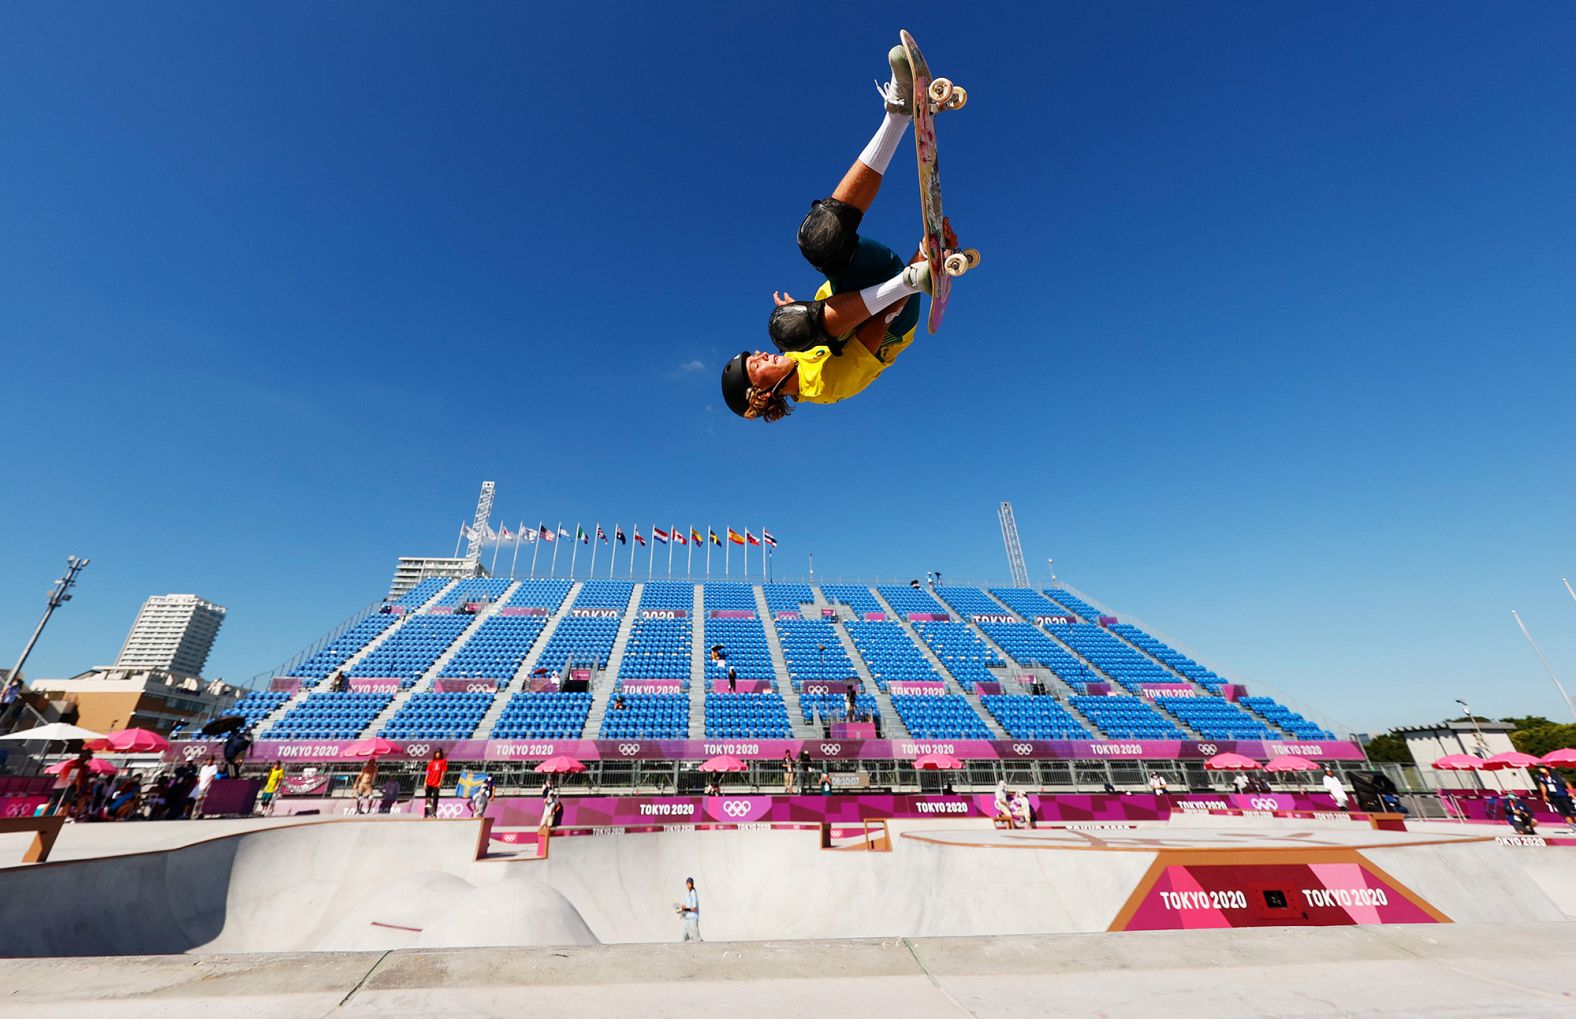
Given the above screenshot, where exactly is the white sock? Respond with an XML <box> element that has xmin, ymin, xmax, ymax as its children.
<box><xmin>858</xmin><ymin>268</ymin><xmax>920</xmax><ymax>319</ymax></box>
<box><xmin>857</xmin><ymin>110</ymin><xmax>910</xmax><ymax>176</ymax></box>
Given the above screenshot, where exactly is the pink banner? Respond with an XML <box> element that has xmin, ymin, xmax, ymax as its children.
<box><xmin>711</xmin><ymin>679</ymin><xmax>770</xmax><ymax>693</ymax></box>
<box><xmin>908</xmin><ymin>612</ymin><xmax>950</xmax><ymax>622</ymax></box>
<box><xmin>887</xmin><ymin>681</ymin><xmax>949</xmax><ymax>696</ymax></box>
<box><xmin>164</xmin><ymin>737</ymin><xmax>1366</xmax><ymax>765</ymax></box>
<box><xmin>821</xmin><ymin>608</ymin><xmax>837</xmax><ymax>620</ymax></box>
<box><xmin>639</xmin><ymin>609</ymin><xmax>687</xmax><ymax>619</ymax></box>
<box><xmin>708</xmin><ymin>610</ymin><xmax>756</xmax><ymax>619</ymax></box>
<box><xmin>1220</xmin><ymin>684</ymin><xmax>1246</xmax><ymax>702</ymax></box>
<box><xmin>1140</xmin><ymin>684</ymin><xmax>1199</xmax><ymax>699</ymax></box>
<box><xmin>775</xmin><ymin>611</ymin><xmax>801</xmax><ymax>620</ymax></box>
<box><xmin>270</xmin><ymin>677</ymin><xmax>304</xmax><ymax>693</ymax></box>
<box><xmin>971</xmin><ymin>613</ymin><xmax>1017</xmax><ymax>623</ymax></box>
<box><xmin>1035</xmin><ymin>614</ymin><xmax>1077</xmax><ymax>626</ymax></box>
<box><xmin>975</xmin><ymin>681</ymin><xmax>1003</xmax><ymax>694</ymax></box>
<box><xmin>499</xmin><ymin>607</ymin><xmax>547</xmax><ymax>616</ymax></box>
<box><xmin>862</xmin><ymin>612</ymin><xmax>888</xmax><ymax>621</ymax></box>
<box><xmin>620</xmin><ymin>680</ymin><xmax>683</xmax><ymax>693</ymax></box>
<box><xmin>434</xmin><ymin>678</ymin><xmax>499</xmax><ymax>694</ymax></box>
<box><xmin>347</xmin><ymin>678</ymin><xmax>401</xmax><ymax>693</ymax></box>
<box><xmin>426</xmin><ymin>606</ymin><xmax>454</xmax><ymax>614</ymax></box>
<box><xmin>800</xmin><ymin>680</ymin><xmax>848</xmax><ymax>695</ymax></box>
<box><xmin>830</xmin><ymin>723</ymin><xmax>876</xmax><ymax>739</ymax></box>
<box><xmin>571</xmin><ymin>608</ymin><xmax>619</xmax><ymax>618</ymax></box>
<box><xmin>1099</xmin><ymin>615</ymin><xmax>1119</xmax><ymax>626</ymax></box>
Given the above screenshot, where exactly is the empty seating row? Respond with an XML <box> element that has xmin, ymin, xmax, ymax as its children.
<box><xmin>598</xmin><ymin>693</ymin><xmax>688</xmax><ymax>739</ymax></box>
<box><xmin>380</xmin><ymin>692</ymin><xmax>494</xmax><ymax>740</ymax></box>
<box><xmin>844</xmin><ymin>621</ymin><xmax>944</xmax><ymax>691</ymax></box>
<box><xmin>935</xmin><ymin>586</ymin><xmax>1011</xmax><ymax>618</ymax></box>
<box><xmin>504</xmin><ymin>579</ymin><xmax>574</xmax><ymax>610</ymax></box>
<box><xmin>989</xmin><ymin>587</ymin><xmax>1078</xmax><ymax>621</ymax></box>
<box><xmin>706</xmin><ymin>617</ymin><xmax>774</xmax><ymax>680</ymax></box>
<box><xmin>911</xmin><ymin>621</ymin><xmax>1003</xmax><ymax>691</ymax></box>
<box><xmin>440</xmin><ymin>615</ymin><xmax>548</xmax><ymax>682</ymax></box>
<box><xmin>263</xmin><ymin>692</ymin><xmax>393</xmax><ymax>740</ymax></box>
<box><xmin>349</xmin><ymin>615</ymin><xmax>473</xmax><ymax>685</ymax></box>
<box><xmin>889</xmin><ymin>694</ymin><xmax>993</xmax><ymax>739</ymax></box>
<box><xmin>979</xmin><ymin>695</ymin><xmax>1092</xmax><ymax>739</ymax></box>
<box><xmin>1241</xmin><ymin>697</ymin><xmax>1335</xmax><ymax>740</ymax></box>
<box><xmin>573</xmin><ymin>580</ymin><xmax>635</xmax><ymax>610</ymax></box>
<box><xmin>290</xmin><ymin>615</ymin><xmax>399</xmax><ymax>684</ymax></box>
<box><xmin>534</xmin><ymin>616</ymin><xmax>620</xmax><ymax>676</ymax></box>
<box><xmin>174</xmin><ymin>691</ymin><xmax>291</xmax><ymax>739</ymax></box>
<box><xmin>704</xmin><ymin>693</ymin><xmax>791</xmax><ymax>738</ymax></box>
<box><xmin>1048</xmin><ymin>623</ymin><xmax>1174</xmax><ymax>692</ymax></box>
<box><xmin>819</xmin><ymin>584</ymin><xmax>883</xmax><ymax>617</ymax></box>
<box><xmin>976</xmin><ymin>621</ymin><xmax>1097</xmax><ymax>687</ymax></box>
<box><xmin>1069</xmin><ymin>695</ymin><xmax>1185</xmax><ymax>739</ymax></box>
<box><xmin>1045</xmin><ymin>589</ymin><xmax>1101</xmax><ymax>620</ymax></box>
<box><xmin>799</xmin><ymin>692</ymin><xmax>880</xmax><ymax>725</ymax></box>
<box><xmin>436</xmin><ymin>577</ymin><xmax>512</xmax><ymax>608</ymax></box>
<box><xmin>876</xmin><ymin>584</ymin><xmax>949</xmax><ymax>617</ymax></box>
<box><xmin>762</xmin><ymin>582</ymin><xmax>814</xmax><ymax>615</ymax></box>
<box><xmin>775</xmin><ymin>618</ymin><xmax>858</xmax><ymax>687</ymax></box>
<box><xmin>491</xmin><ymin>692</ymin><xmax>592</xmax><ymax>739</ymax></box>
<box><xmin>1110</xmin><ymin>624</ymin><xmax>1226</xmax><ymax>690</ymax></box>
<box><xmin>394</xmin><ymin>577</ymin><xmax>450</xmax><ymax>609</ymax></box>
<box><xmin>703</xmin><ymin>582</ymin><xmax>757</xmax><ymax>611</ymax></box>
<box><xmin>1154</xmin><ymin>696</ymin><xmax>1273</xmax><ymax>740</ymax></box>
<box><xmin>619</xmin><ymin>616</ymin><xmax>692</xmax><ymax>682</ymax></box>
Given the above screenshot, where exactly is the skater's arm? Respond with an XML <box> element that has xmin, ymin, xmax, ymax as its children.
<box><xmin>775</xmin><ymin>290</ymin><xmax>884</xmax><ymax>339</ymax></box>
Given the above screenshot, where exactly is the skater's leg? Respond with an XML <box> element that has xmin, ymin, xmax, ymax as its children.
<box><xmin>832</xmin><ymin>109</ymin><xmax>911</xmax><ymax>212</ymax></box>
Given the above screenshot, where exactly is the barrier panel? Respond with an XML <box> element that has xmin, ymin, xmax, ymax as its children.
<box><xmin>619</xmin><ymin>680</ymin><xmax>684</xmax><ymax>694</ymax></box>
<box><xmin>348</xmin><ymin>678</ymin><xmax>401</xmax><ymax>693</ymax></box>
<box><xmin>168</xmin><ymin>737</ymin><xmax>1365</xmax><ymax>764</ymax></box>
<box><xmin>887</xmin><ymin>681</ymin><xmax>949</xmax><ymax>696</ymax></box>
<box><xmin>433</xmin><ymin>678</ymin><xmax>499</xmax><ymax>694</ymax></box>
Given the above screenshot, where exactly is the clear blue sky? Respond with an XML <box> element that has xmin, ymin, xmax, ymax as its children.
<box><xmin>3</xmin><ymin>3</ymin><xmax>1573</xmax><ymax>734</ymax></box>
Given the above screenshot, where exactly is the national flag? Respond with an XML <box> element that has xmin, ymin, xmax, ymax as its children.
<box><xmin>558</xmin><ymin>526</ymin><xmax>571</xmax><ymax>538</ymax></box>
<box><xmin>577</xmin><ymin>526</ymin><xmax>588</xmax><ymax>544</ymax></box>
<box><xmin>674</xmin><ymin>528</ymin><xmax>687</xmax><ymax>546</ymax></box>
<box><xmin>634</xmin><ymin>528</ymin><xmax>645</xmax><ymax>546</ymax></box>
<box><xmin>653</xmin><ymin>527</ymin><xmax>669</xmax><ymax>544</ymax></box>
<box><xmin>523</xmin><ymin>529</ymin><xmax>537</xmax><ymax>543</ymax></box>
<box><xmin>709</xmin><ymin>529</ymin><xmax>722</xmax><ymax>546</ymax></box>
<box><xmin>616</xmin><ymin>526</ymin><xmax>627</xmax><ymax>545</ymax></box>
<box><xmin>597</xmin><ymin>526</ymin><xmax>608</xmax><ymax>543</ymax></box>
<box><xmin>690</xmin><ymin>528</ymin><xmax>702</xmax><ymax>545</ymax></box>
<box><xmin>746</xmin><ymin>531</ymin><xmax>761</xmax><ymax>547</ymax></box>
<box><xmin>542</xmin><ymin>528</ymin><xmax>556</xmax><ymax>543</ymax></box>
<box><xmin>728</xmin><ymin>528</ymin><xmax>745</xmax><ymax>545</ymax></box>
<box><xmin>483</xmin><ymin>523</ymin><xmax>499</xmax><ymax>542</ymax></box>
<box><xmin>498</xmin><ymin>524</ymin><xmax>513</xmax><ymax>540</ymax></box>
<box><xmin>762</xmin><ymin>530</ymin><xmax>777</xmax><ymax>548</ymax></box>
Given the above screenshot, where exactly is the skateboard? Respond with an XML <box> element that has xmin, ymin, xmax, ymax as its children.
<box><xmin>900</xmin><ymin>29</ymin><xmax>979</xmax><ymax>334</ymax></box>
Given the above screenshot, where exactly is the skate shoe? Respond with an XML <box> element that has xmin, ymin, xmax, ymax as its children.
<box><xmin>876</xmin><ymin>44</ymin><xmax>914</xmax><ymax>116</ymax></box>
<box><xmin>901</xmin><ymin>259</ymin><xmax>933</xmax><ymax>296</ymax></box>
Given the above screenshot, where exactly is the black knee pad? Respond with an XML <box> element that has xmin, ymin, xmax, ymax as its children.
<box><xmin>797</xmin><ymin>197</ymin><xmax>863</xmax><ymax>276</ymax></box>
<box><xmin>769</xmin><ymin>300</ymin><xmax>830</xmax><ymax>353</ymax></box>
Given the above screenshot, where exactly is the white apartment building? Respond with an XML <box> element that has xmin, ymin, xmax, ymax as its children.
<box><xmin>388</xmin><ymin>557</ymin><xmax>482</xmax><ymax>601</ymax></box>
<box><xmin>114</xmin><ymin>594</ymin><xmax>227</xmax><ymax>676</ymax></box>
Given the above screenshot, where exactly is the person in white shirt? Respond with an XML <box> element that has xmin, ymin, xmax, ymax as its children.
<box><xmin>1149</xmin><ymin>772</ymin><xmax>1169</xmax><ymax>797</ymax></box>
<box><xmin>679</xmin><ymin>878</ymin><xmax>702</xmax><ymax>942</ymax></box>
<box><xmin>193</xmin><ymin>757</ymin><xmax>221</xmax><ymax>818</ymax></box>
<box><xmin>992</xmin><ymin>779</ymin><xmax>1015</xmax><ymax>829</ymax></box>
<box><xmin>1321</xmin><ymin>766</ymin><xmax>1350</xmax><ymax>811</ymax></box>
<box><xmin>1233</xmin><ymin>773</ymin><xmax>1250</xmax><ymax>794</ymax></box>
<box><xmin>1010</xmin><ymin>790</ymin><xmax>1033</xmax><ymax>829</ymax></box>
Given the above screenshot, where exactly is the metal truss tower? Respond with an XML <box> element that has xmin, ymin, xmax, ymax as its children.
<box><xmin>463</xmin><ymin>481</ymin><xmax>495</xmax><ymax>574</ymax></box>
<box><xmin>997</xmin><ymin>501</ymin><xmax>1030</xmax><ymax>587</ymax></box>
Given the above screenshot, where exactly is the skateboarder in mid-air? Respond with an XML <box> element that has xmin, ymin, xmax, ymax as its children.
<box><xmin>721</xmin><ymin>44</ymin><xmax>945</xmax><ymax>423</ymax></box>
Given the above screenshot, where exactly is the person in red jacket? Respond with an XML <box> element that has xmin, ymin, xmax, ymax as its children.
<box><xmin>422</xmin><ymin>749</ymin><xmax>448</xmax><ymax>818</ymax></box>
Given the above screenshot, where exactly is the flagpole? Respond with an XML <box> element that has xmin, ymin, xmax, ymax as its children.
<box><xmin>610</xmin><ymin>524</ymin><xmax>619</xmax><ymax>579</ymax></box>
<box><xmin>1512</xmin><ymin>609</ymin><xmax>1576</xmax><ymax>723</ymax></box>
<box><xmin>454</xmin><ymin>521</ymin><xmax>464</xmax><ymax>558</ymax></box>
<box><xmin>570</xmin><ymin>523</ymin><xmax>581</xmax><ymax>577</ymax></box>
<box><xmin>509</xmin><ymin>521</ymin><xmax>522</xmax><ymax>579</ymax></box>
<box><xmin>531</xmin><ymin>523</ymin><xmax>543</xmax><ymax>578</ymax></box>
<box><xmin>706</xmin><ymin>530</ymin><xmax>713</xmax><ymax>578</ymax></box>
<box><xmin>590</xmin><ymin>523</ymin><xmax>600</xmax><ymax>577</ymax></box>
<box><xmin>629</xmin><ymin>529</ymin><xmax>637</xmax><ymax>579</ymax></box>
<box><xmin>490</xmin><ymin>527</ymin><xmax>503</xmax><ymax>576</ymax></box>
<box><xmin>666</xmin><ymin>527</ymin><xmax>674</xmax><ymax>579</ymax></box>
<box><xmin>686</xmin><ymin>528</ymin><xmax>694</xmax><ymax>578</ymax></box>
<box><xmin>550</xmin><ymin>521</ymin><xmax>562</xmax><ymax>577</ymax></box>
<box><xmin>725</xmin><ymin>528</ymin><xmax>731</xmax><ymax>578</ymax></box>
<box><xmin>764</xmin><ymin>524</ymin><xmax>770</xmax><ymax>584</ymax></box>
<box><xmin>648</xmin><ymin>523</ymin><xmax>656</xmax><ymax>580</ymax></box>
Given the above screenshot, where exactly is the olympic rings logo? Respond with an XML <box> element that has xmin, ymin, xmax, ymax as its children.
<box><xmin>820</xmin><ymin>743</ymin><xmax>841</xmax><ymax>755</ymax></box>
<box><xmin>1012</xmin><ymin>743</ymin><xmax>1034</xmax><ymax>756</ymax></box>
<box><xmin>1249</xmin><ymin>797</ymin><xmax>1281</xmax><ymax>811</ymax></box>
<box><xmin>1196</xmin><ymin>744</ymin><xmax>1218</xmax><ymax>756</ymax></box>
<box><xmin>436</xmin><ymin>802</ymin><xmax>465</xmax><ymax>818</ymax></box>
<box><xmin>406</xmin><ymin>744</ymin><xmax>432</xmax><ymax>757</ymax></box>
<box><xmin>618</xmin><ymin>743</ymin><xmax>641</xmax><ymax>756</ymax></box>
<box><xmin>721</xmin><ymin>800</ymin><xmax>752</xmax><ymax>818</ymax></box>
<box><xmin>182</xmin><ymin>746</ymin><xmax>205</xmax><ymax>761</ymax></box>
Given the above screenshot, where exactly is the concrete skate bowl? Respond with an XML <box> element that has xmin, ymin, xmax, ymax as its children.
<box><xmin>0</xmin><ymin>819</ymin><xmax>595</xmax><ymax>957</ymax></box>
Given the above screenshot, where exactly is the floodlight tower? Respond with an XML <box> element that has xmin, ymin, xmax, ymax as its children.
<box><xmin>463</xmin><ymin>481</ymin><xmax>495</xmax><ymax>575</ymax></box>
<box><xmin>997</xmin><ymin>501</ymin><xmax>1030</xmax><ymax>587</ymax></box>
<box><xmin>8</xmin><ymin>556</ymin><xmax>90</xmax><ymax>687</ymax></box>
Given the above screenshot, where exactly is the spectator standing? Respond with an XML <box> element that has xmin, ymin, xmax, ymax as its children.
<box><xmin>354</xmin><ymin>759</ymin><xmax>380</xmax><ymax>815</ymax></box>
<box><xmin>422</xmin><ymin>749</ymin><xmax>448</xmax><ymax>818</ymax></box>
<box><xmin>992</xmin><ymin>779</ymin><xmax>1015</xmax><ymax>829</ymax></box>
<box><xmin>193</xmin><ymin>755</ymin><xmax>221</xmax><ymax>818</ymax></box>
<box><xmin>1233</xmin><ymin>773</ymin><xmax>1250</xmax><ymax>794</ymax></box>
<box><xmin>259</xmin><ymin>762</ymin><xmax>285</xmax><ymax>815</ymax></box>
<box><xmin>539</xmin><ymin>784</ymin><xmax>561</xmax><ymax>836</ymax></box>
<box><xmin>1532</xmin><ymin>767</ymin><xmax>1576</xmax><ymax>831</ymax></box>
<box><xmin>782</xmin><ymin>751</ymin><xmax>794</xmax><ymax>794</ymax></box>
<box><xmin>844</xmin><ymin>687</ymin><xmax>857</xmax><ymax>722</ymax></box>
<box><xmin>0</xmin><ymin>676</ymin><xmax>24</xmax><ymax>734</ymax></box>
<box><xmin>1149</xmin><ymin>772</ymin><xmax>1169</xmax><ymax>798</ymax></box>
<box><xmin>470</xmin><ymin>774</ymin><xmax>495</xmax><ymax>818</ymax></box>
<box><xmin>1321</xmin><ymin>766</ymin><xmax>1350</xmax><ymax>811</ymax></box>
<box><xmin>223</xmin><ymin>727</ymin><xmax>253</xmax><ymax>779</ymax></box>
<box><xmin>49</xmin><ymin>750</ymin><xmax>95</xmax><ymax>817</ymax></box>
<box><xmin>678</xmin><ymin>877</ymin><xmax>702</xmax><ymax>942</ymax></box>
<box><xmin>727</xmin><ymin>666</ymin><xmax>738</xmax><ymax>693</ymax></box>
<box><xmin>818</xmin><ymin>768</ymin><xmax>832</xmax><ymax>795</ymax></box>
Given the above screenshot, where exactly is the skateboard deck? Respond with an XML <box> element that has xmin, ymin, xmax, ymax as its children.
<box><xmin>898</xmin><ymin>29</ymin><xmax>978</xmax><ymax>334</ymax></box>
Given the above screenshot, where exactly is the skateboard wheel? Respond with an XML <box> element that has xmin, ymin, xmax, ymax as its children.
<box><xmin>928</xmin><ymin>77</ymin><xmax>954</xmax><ymax>107</ymax></box>
<box><xmin>944</xmin><ymin>252</ymin><xmax>970</xmax><ymax>277</ymax></box>
<box><xmin>947</xmin><ymin>86</ymin><xmax>968</xmax><ymax>111</ymax></box>
<box><xmin>963</xmin><ymin>248</ymin><xmax>981</xmax><ymax>269</ymax></box>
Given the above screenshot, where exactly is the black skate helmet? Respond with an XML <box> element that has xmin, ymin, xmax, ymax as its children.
<box><xmin>721</xmin><ymin>352</ymin><xmax>752</xmax><ymax>417</ymax></box>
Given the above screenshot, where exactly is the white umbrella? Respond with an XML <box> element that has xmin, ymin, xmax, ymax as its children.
<box><xmin>0</xmin><ymin>722</ymin><xmax>106</xmax><ymax>742</ymax></box>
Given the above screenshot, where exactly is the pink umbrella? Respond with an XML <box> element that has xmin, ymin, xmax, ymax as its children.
<box><xmin>45</xmin><ymin>757</ymin><xmax>118</xmax><ymax>776</ymax></box>
<box><xmin>1482</xmin><ymin>750</ymin><xmax>1542</xmax><ymax>771</ymax></box>
<box><xmin>1540</xmin><ymin>748</ymin><xmax>1576</xmax><ymax>766</ymax></box>
<box><xmin>912</xmin><ymin>753</ymin><xmax>965</xmax><ymax>770</ymax></box>
<box><xmin>87</xmin><ymin>727</ymin><xmax>170</xmax><ymax>754</ymax></box>
<box><xmin>1264</xmin><ymin>755</ymin><xmax>1323</xmax><ymax>772</ymax></box>
<box><xmin>1432</xmin><ymin>754</ymin><xmax>1485</xmax><ymax>770</ymax></box>
<box><xmin>533</xmin><ymin>755</ymin><xmax>586</xmax><ymax>774</ymax></box>
<box><xmin>343</xmin><ymin>737</ymin><xmax>402</xmax><ymax>759</ymax></box>
<box><xmin>1204</xmin><ymin>752</ymin><xmax>1262</xmax><ymax>771</ymax></box>
<box><xmin>698</xmin><ymin>755</ymin><xmax>748</xmax><ymax>773</ymax></box>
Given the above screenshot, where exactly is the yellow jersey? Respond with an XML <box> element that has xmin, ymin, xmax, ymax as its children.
<box><xmin>788</xmin><ymin>281</ymin><xmax>917</xmax><ymax>405</ymax></box>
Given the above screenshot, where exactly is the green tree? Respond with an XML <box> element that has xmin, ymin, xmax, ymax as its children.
<box><xmin>1500</xmin><ymin>715</ymin><xmax>1555</xmax><ymax>732</ymax></box>
<box><xmin>1509</xmin><ymin>723</ymin><xmax>1576</xmax><ymax>759</ymax></box>
<box><xmin>1363</xmin><ymin>731</ymin><xmax>1412</xmax><ymax>763</ymax></box>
